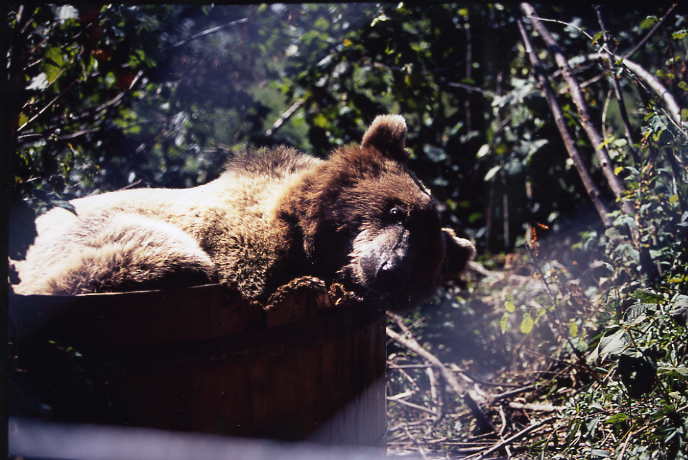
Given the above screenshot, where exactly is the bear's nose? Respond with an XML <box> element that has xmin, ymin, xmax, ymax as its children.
<box><xmin>376</xmin><ymin>250</ymin><xmax>409</xmax><ymax>284</ymax></box>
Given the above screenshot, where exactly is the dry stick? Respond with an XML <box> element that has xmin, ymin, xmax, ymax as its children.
<box><xmin>391</xmin><ymin>397</ymin><xmax>438</xmax><ymax>417</ymax></box>
<box><xmin>521</xmin><ymin>2</ymin><xmax>635</xmax><ymax>220</ymax></box>
<box><xmin>516</xmin><ymin>19</ymin><xmax>610</xmax><ymax>226</ymax></box>
<box><xmin>471</xmin><ymin>416</ymin><xmax>556</xmax><ymax>459</ymax></box>
<box><xmin>425</xmin><ymin>366</ymin><xmax>442</xmax><ymax>422</ymax></box>
<box><xmin>385</xmin><ymin>323</ymin><xmax>495</xmax><ymax>433</ymax></box>
<box><xmin>594</xmin><ymin>5</ymin><xmax>639</xmax><ymax>165</ymax></box>
<box><xmin>497</xmin><ymin>405</ymin><xmax>513</xmax><ymax>458</ymax></box>
<box><xmin>508</xmin><ymin>401</ymin><xmax>558</xmax><ymax>412</ymax></box>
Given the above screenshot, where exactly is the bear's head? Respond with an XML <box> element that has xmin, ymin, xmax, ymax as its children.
<box><xmin>282</xmin><ymin>115</ymin><xmax>475</xmax><ymax>308</ymax></box>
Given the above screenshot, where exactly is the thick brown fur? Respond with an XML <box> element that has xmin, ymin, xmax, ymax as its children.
<box><xmin>14</xmin><ymin>115</ymin><xmax>475</xmax><ymax>308</ymax></box>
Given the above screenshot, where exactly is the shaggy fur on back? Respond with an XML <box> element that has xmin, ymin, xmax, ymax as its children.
<box><xmin>14</xmin><ymin>115</ymin><xmax>475</xmax><ymax>307</ymax></box>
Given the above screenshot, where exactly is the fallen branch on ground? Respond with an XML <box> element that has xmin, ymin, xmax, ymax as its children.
<box><xmin>386</xmin><ymin>312</ymin><xmax>495</xmax><ymax>433</ymax></box>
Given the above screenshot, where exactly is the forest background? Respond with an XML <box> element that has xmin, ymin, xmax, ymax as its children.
<box><xmin>4</xmin><ymin>2</ymin><xmax>688</xmax><ymax>458</ymax></box>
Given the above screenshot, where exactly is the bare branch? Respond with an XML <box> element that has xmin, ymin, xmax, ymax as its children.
<box><xmin>447</xmin><ymin>81</ymin><xmax>496</xmax><ymax>98</ymax></box>
<box><xmin>595</xmin><ymin>5</ymin><xmax>639</xmax><ymax>164</ymax></box>
<box><xmin>516</xmin><ymin>17</ymin><xmax>610</xmax><ymax>226</ymax></box>
<box><xmin>521</xmin><ymin>3</ymin><xmax>635</xmax><ymax>219</ymax></box>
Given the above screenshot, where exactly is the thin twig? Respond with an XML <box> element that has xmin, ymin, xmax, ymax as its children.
<box><xmin>621</xmin><ymin>2</ymin><xmax>679</xmax><ymax>59</ymax></box>
<box><xmin>389</xmin><ymin>397</ymin><xmax>438</xmax><ymax>417</ymax></box>
<box><xmin>447</xmin><ymin>82</ymin><xmax>495</xmax><ymax>98</ymax></box>
<box><xmin>388</xmin><ymin>389</ymin><xmax>415</xmax><ymax>400</ymax></box>
<box><xmin>389</xmin><ymin>363</ymin><xmax>434</xmax><ymax>369</ymax></box>
<box><xmin>265</xmin><ymin>98</ymin><xmax>306</xmax><ymax>137</ymax></box>
<box><xmin>170</xmin><ymin>18</ymin><xmax>248</xmax><ymax>49</ymax></box>
<box><xmin>491</xmin><ymin>385</ymin><xmax>534</xmax><ymax>402</ymax></box>
<box><xmin>497</xmin><ymin>405</ymin><xmax>513</xmax><ymax>458</ymax></box>
<box><xmin>18</xmin><ymin>74</ymin><xmax>75</xmax><ymax>132</ymax></box>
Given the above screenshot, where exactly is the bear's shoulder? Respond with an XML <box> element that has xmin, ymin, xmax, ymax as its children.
<box><xmin>224</xmin><ymin>146</ymin><xmax>322</xmax><ymax>180</ymax></box>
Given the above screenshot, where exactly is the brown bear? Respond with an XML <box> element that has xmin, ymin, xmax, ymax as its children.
<box><xmin>13</xmin><ymin>115</ymin><xmax>475</xmax><ymax>309</ymax></box>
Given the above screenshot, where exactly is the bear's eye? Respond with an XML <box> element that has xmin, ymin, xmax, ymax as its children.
<box><xmin>388</xmin><ymin>206</ymin><xmax>405</xmax><ymax>222</ymax></box>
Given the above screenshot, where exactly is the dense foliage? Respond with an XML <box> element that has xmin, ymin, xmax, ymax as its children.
<box><xmin>5</xmin><ymin>2</ymin><xmax>687</xmax><ymax>458</ymax></box>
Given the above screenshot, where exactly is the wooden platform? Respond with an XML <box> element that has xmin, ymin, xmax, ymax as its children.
<box><xmin>9</xmin><ymin>284</ymin><xmax>386</xmax><ymax>446</ymax></box>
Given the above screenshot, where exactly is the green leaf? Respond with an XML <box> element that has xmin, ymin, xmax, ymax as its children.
<box><xmin>658</xmin><ymin>366</ymin><xmax>688</xmax><ymax>376</ymax></box>
<box><xmin>44</xmin><ymin>47</ymin><xmax>64</xmax><ymax>83</ymax></box>
<box><xmin>504</xmin><ymin>300</ymin><xmax>516</xmax><ymax>313</ymax></box>
<box><xmin>605</xmin><ymin>413</ymin><xmax>629</xmax><ymax>424</ymax></box>
<box><xmin>312</xmin><ymin>113</ymin><xmax>329</xmax><ymax>128</ymax></box>
<box><xmin>519</xmin><ymin>312</ymin><xmax>534</xmax><ymax>335</ymax></box>
<box><xmin>639</xmin><ymin>16</ymin><xmax>658</xmax><ymax>30</ymax></box>
<box><xmin>499</xmin><ymin>313</ymin><xmax>510</xmax><ymax>333</ymax></box>
<box><xmin>668</xmin><ymin>275</ymin><xmax>688</xmax><ymax>283</ymax></box>
<box><xmin>631</xmin><ymin>290</ymin><xmax>664</xmax><ymax>304</ymax></box>
<box><xmin>671</xmin><ymin>29</ymin><xmax>688</xmax><ymax>40</ymax></box>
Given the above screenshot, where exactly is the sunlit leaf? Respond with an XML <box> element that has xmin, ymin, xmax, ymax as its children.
<box><xmin>499</xmin><ymin>313</ymin><xmax>510</xmax><ymax>333</ymax></box>
<box><xmin>484</xmin><ymin>165</ymin><xmax>501</xmax><ymax>182</ymax></box>
<box><xmin>44</xmin><ymin>47</ymin><xmax>64</xmax><ymax>83</ymax></box>
<box><xmin>597</xmin><ymin>328</ymin><xmax>628</xmax><ymax>361</ymax></box>
<box><xmin>519</xmin><ymin>312</ymin><xmax>534</xmax><ymax>334</ymax></box>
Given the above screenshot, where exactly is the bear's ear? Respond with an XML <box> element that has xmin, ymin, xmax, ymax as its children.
<box><xmin>441</xmin><ymin>227</ymin><xmax>476</xmax><ymax>280</ymax></box>
<box><xmin>361</xmin><ymin>114</ymin><xmax>408</xmax><ymax>162</ymax></box>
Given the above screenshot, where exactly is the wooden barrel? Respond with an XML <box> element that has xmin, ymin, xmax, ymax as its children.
<box><xmin>9</xmin><ymin>284</ymin><xmax>386</xmax><ymax>446</ymax></box>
